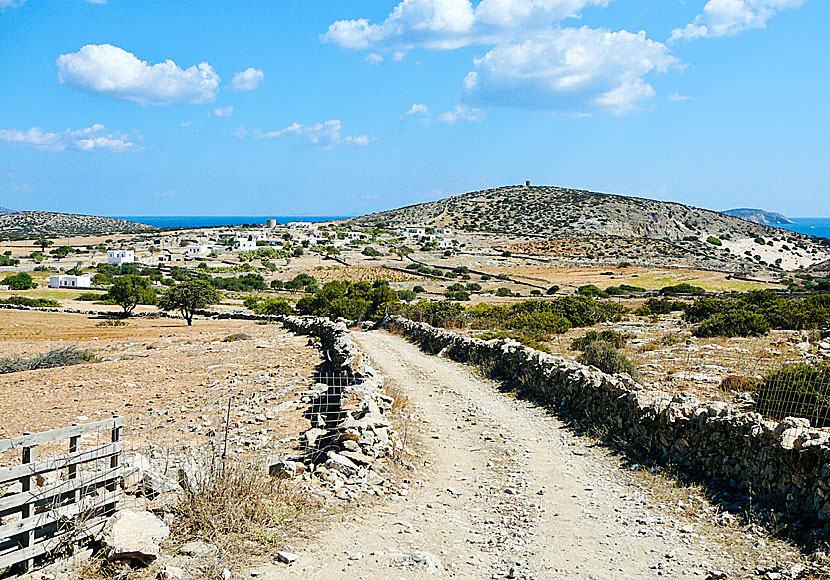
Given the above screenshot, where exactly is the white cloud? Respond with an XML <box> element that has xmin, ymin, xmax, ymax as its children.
<box><xmin>322</xmin><ymin>0</ymin><xmax>608</xmax><ymax>50</ymax></box>
<box><xmin>405</xmin><ymin>103</ymin><xmax>431</xmax><ymax>116</ymax></box>
<box><xmin>670</xmin><ymin>0</ymin><xmax>804</xmax><ymax>42</ymax></box>
<box><xmin>393</xmin><ymin>51</ymin><xmax>407</xmax><ymax>61</ymax></box>
<box><xmin>463</xmin><ymin>27</ymin><xmax>678</xmax><ymax>114</ymax></box>
<box><xmin>231</xmin><ymin>67</ymin><xmax>264</xmax><ymax>90</ymax></box>
<box><xmin>85</xmin><ymin>0</ymin><xmax>107</xmax><ymax>4</ymax></box>
<box><xmin>365</xmin><ymin>52</ymin><xmax>384</xmax><ymax>64</ymax></box>
<box><xmin>437</xmin><ymin>104</ymin><xmax>485</xmax><ymax>123</ymax></box>
<box><xmin>0</xmin><ymin>124</ymin><xmax>141</xmax><ymax>152</ymax></box>
<box><xmin>0</xmin><ymin>0</ymin><xmax>25</xmax><ymax>8</ymax></box>
<box><xmin>57</xmin><ymin>44</ymin><xmax>219</xmax><ymax>105</ymax></box>
<box><xmin>668</xmin><ymin>92</ymin><xmax>693</xmax><ymax>102</ymax></box>
<box><xmin>214</xmin><ymin>106</ymin><xmax>234</xmax><ymax>117</ymax></box>
<box><xmin>245</xmin><ymin>120</ymin><xmax>373</xmax><ymax>149</ymax></box>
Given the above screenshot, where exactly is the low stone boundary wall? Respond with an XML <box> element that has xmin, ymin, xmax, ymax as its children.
<box><xmin>384</xmin><ymin>315</ymin><xmax>830</xmax><ymax>539</ymax></box>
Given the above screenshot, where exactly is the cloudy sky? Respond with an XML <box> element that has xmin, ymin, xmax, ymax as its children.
<box><xmin>0</xmin><ymin>1</ymin><xmax>827</xmax><ymax>216</ymax></box>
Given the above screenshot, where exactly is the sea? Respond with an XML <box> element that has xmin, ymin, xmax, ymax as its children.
<box><xmin>772</xmin><ymin>218</ymin><xmax>830</xmax><ymax>240</ymax></box>
<box><xmin>114</xmin><ymin>216</ymin><xmax>352</xmax><ymax>229</ymax></box>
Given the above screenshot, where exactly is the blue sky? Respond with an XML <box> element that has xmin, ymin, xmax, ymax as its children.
<box><xmin>0</xmin><ymin>0</ymin><xmax>827</xmax><ymax>217</ymax></box>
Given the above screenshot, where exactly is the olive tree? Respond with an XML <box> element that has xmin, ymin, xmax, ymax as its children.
<box><xmin>159</xmin><ymin>280</ymin><xmax>219</xmax><ymax>325</ymax></box>
<box><xmin>107</xmin><ymin>275</ymin><xmax>156</xmax><ymax>316</ymax></box>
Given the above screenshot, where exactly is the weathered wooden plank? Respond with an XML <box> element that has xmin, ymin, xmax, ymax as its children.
<box><xmin>0</xmin><ymin>490</ymin><xmax>120</xmax><ymax>540</ymax></box>
<box><xmin>0</xmin><ymin>442</ymin><xmax>123</xmax><ymax>485</ymax></box>
<box><xmin>0</xmin><ymin>417</ymin><xmax>124</xmax><ymax>453</ymax></box>
<box><xmin>0</xmin><ymin>466</ymin><xmax>123</xmax><ymax>515</ymax></box>
<box><xmin>0</xmin><ymin>514</ymin><xmax>108</xmax><ymax>570</ymax></box>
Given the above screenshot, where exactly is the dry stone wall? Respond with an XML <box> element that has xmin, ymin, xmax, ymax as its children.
<box><xmin>385</xmin><ymin>315</ymin><xmax>830</xmax><ymax>540</ymax></box>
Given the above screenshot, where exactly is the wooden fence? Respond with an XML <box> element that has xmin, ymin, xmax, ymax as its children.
<box><xmin>0</xmin><ymin>417</ymin><xmax>124</xmax><ymax>577</ymax></box>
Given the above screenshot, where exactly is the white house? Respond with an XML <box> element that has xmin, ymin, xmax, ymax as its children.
<box><xmin>235</xmin><ymin>238</ymin><xmax>257</xmax><ymax>251</ymax></box>
<box><xmin>107</xmin><ymin>250</ymin><xmax>134</xmax><ymax>265</ymax></box>
<box><xmin>437</xmin><ymin>238</ymin><xmax>456</xmax><ymax>249</ymax></box>
<box><xmin>49</xmin><ymin>275</ymin><xmax>91</xmax><ymax>289</ymax></box>
<box><xmin>404</xmin><ymin>227</ymin><xmax>427</xmax><ymax>239</ymax></box>
<box><xmin>186</xmin><ymin>245</ymin><xmax>211</xmax><ymax>257</ymax></box>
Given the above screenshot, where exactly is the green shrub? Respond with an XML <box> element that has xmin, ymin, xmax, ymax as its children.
<box><xmin>577</xmin><ymin>284</ymin><xmax>608</xmax><ymax>298</ymax></box>
<box><xmin>660</xmin><ymin>283</ymin><xmax>705</xmax><ymax>296</ymax></box>
<box><xmin>546</xmin><ymin>285</ymin><xmax>560</xmax><ymax>295</ymax></box>
<box><xmin>495</xmin><ymin>287</ymin><xmax>512</xmax><ymax>297</ymax></box>
<box><xmin>244</xmin><ymin>296</ymin><xmax>293</xmax><ymax>316</ymax></box>
<box><xmin>396</xmin><ymin>300</ymin><xmax>466</xmax><ymax>327</ymax></box>
<box><xmin>755</xmin><ymin>363</ymin><xmax>830</xmax><ymax>427</ymax></box>
<box><xmin>572</xmin><ymin>329</ymin><xmax>628</xmax><ymax>351</ymax></box>
<box><xmin>0</xmin><ymin>296</ymin><xmax>60</xmax><ymax>308</ymax></box>
<box><xmin>296</xmin><ymin>280</ymin><xmax>397</xmax><ymax>320</ymax></box>
<box><xmin>636</xmin><ymin>297</ymin><xmax>685</xmax><ymax>316</ymax></box>
<box><xmin>706</xmin><ymin>236</ymin><xmax>722</xmax><ymax>246</ymax></box>
<box><xmin>693</xmin><ymin>310</ymin><xmax>770</xmax><ymax>337</ymax></box>
<box><xmin>577</xmin><ymin>341</ymin><xmax>636</xmax><ymax>376</ymax></box>
<box><xmin>3</xmin><ymin>272</ymin><xmax>36</xmax><ymax>290</ymax></box>
<box><xmin>445</xmin><ymin>290</ymin><xmax>470</xmax><ymax>301</ymax></box>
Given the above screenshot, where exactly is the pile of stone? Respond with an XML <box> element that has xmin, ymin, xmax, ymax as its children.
<box><xmin>272</xmin><ymin>317</ymin><xmax>401</xmax><ymax>499</ymax></box>
<box><xmin>385</xmin><ymin>314</ymin><xmax>830</xmax><ymax>541</ymax></box>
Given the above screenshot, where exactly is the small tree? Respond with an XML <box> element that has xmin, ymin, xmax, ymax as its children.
<box><xmin>3</xmin><ymin>272</ymin><xmax>36</xmax><ymax>290</ymax></box>
<box><xmin>36</xmin><ymin>238</ymin><xmax>53</xmax><ymax>253</ymax></box>
<box><xmin>107</xmin><ymin>275</ymin><xmax>156</xmax><ymax>316</ymax></box>
<box><xmin>159</xmin><ymin>280</ymin><xmax>219</xmax><ymax>325</ymax></box>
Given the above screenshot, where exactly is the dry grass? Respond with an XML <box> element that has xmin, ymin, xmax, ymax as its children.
<box><xmin>171</xmin><ymin>456</ymin><xmax>320</xmax><ymax>552</ymax></box>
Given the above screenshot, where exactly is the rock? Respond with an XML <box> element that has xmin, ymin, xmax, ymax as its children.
<box><xmin>340</xmin><ymin>450</ymin><xmax>375</xmax><ymax>466</ymax></box>
<box><xmin>393</xmin><ymin>551</ymin><xmax>444</xmax><ymax>574</ymax></box>
<box><xmin>268</xmin><ymin>459</ymin><xmax>307</xmax><ymax>478</ymax></box>
<box><xmin>276</xmin><ymin>551</ymin><xmax>299</xmax><ymax>564</ymax></box>
<box><xmin>179</xmin><ymin>540</ymin><xmax>217</xmax><ymax>558</ymax></box>
<box><xmin>124</xmin><ymin>453</ymin><xmax>183</xmax><ymax>498</ymax></box>
<box><xmin>325</xmin><ymin>452</ymin><xmax>359</xmax><ymax>476</ymax></box>
<box><xmin>102</xmin><ymin>509</ymin><xmax>170</xmax><ymax>565</ymax></box>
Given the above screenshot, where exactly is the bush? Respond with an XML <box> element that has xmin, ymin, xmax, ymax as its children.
<box><xmin>0</xmin><ymin>347</ymin><xmax>96</xmax><ymax>374</ymax></box>
<box><xmin>0</xmin><ymin>296</ymin><xmax>60</xmax><ymax>308</ymax></box>
<box><xmin>496</xmin><ymin>287</ymin><xmax>512</xmax><ymax>297</ymax></box>
<box><xmin>755</xmin><ymin>363</ymin><xmax>830</xmax><ymax>427</ymax></box>
<box><xmin>577</xmin><ymin>284</ymin><xmax>608</xmax><ymax>298</ymax></box>
<box><xmin>3</xmin><ymin>272</ymin><xmax>36</xmax><ymax>290</ymax></box>
<box><xmin>706</xmin><ymin>236</ymin><xmax>722</xmax><ymax>246</ymax></box>
<box><xmin>546</xmin><ymin>285</ymin><xmax>560</xmax><ymax>295</ymax></box>
<box><xmin>693</xmin><ymin>310</ymin><xmax>770</xmax><ymax>338</ymax></box>
<box><xmin>572</xmin><ymin>329</ymin><xmax>628</xmax><ymax>351</ymax></box>
<box><xmin>577</xmin><ymin>341</ymin><xmax>636</xmax><ymax>376</ymax></box>
<box><xmin>412</xmin><ymin>285</ymin><xmax>426</xmax><ymax>293</ymax></box>
<box><xmin>660</xmin><ymin>283</ymin><xmax>705</xmax><ymax>296</ymax></box>
<box><xmin>296</xmin><ymin>280</ymin><xmax>397</xmax><ymax>320</ymax></box>
<box><xmin>107</xmin><ymin>275</ymin><xmax>156</xmax><ymax>315</ymax></box>
<box><xmin>478</xmin><ymin>330</ymin><xmax>550</xmax><ymax>353</ymax></box>
<box><xmin>636</xmin><ymin>297</ymin><xmax>685</xmax><ymax>316</ymax></box>
<box><xmin>445</xmin><ymin>290</ymin><xmax>470</xmax><ymax>301</ymax></box>
<box><xmin>244</xmin><ymin>296</ymin><xmax>293</xmax><ymax>316</ymax></box>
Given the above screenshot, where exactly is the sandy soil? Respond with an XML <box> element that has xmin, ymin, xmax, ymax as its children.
<box><xmin>248</xmin><ymin>331</ymin><xmax>805</xmax><ymax>580</ymax></box>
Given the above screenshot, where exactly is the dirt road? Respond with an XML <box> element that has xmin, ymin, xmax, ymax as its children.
<box><xmin>251</xmin><ymin>331</ymin><xmax>801</xmax><ymax>579</ymax></box>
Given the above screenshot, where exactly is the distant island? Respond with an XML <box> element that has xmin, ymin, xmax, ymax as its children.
<box><xmin>0</xmin><ymin>206</ymin><xmax>15</xmax><ymax>215</ymax></box>
<box><xmin>723</xmin><ymin>208</ymin><xmax>794</xmax><ymax>225</ymax></box>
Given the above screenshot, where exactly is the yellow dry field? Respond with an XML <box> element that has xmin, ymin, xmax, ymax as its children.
<box><xmin>0</xmin><ymin>310</ymin><xmax>321</xmax><ymax>464</ymax></box>
<box><xmin>481</xmin><ymin>266</ymin><xmax>780</xmax><ymax>292</ymax></box>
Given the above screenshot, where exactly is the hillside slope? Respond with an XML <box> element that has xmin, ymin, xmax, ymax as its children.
<box><xmin>0</xmin><ymin>211</ymin><xmax>155</xmax><ymax>238</ymax></box>
<box><xmin>353</xmin><ymin>185</ymin><xmax>796</xmax><ymax>240</ymax></box>
<box><xmin>350</xmin><ymin>184</ymin><xmax>829</xmax><ymax>273</ymax></box>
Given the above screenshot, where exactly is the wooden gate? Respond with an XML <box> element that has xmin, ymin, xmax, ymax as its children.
<box><xmin>0</xmin><ymin>417</ymin><xmax>124</xmax><ymax>577</ymax></box>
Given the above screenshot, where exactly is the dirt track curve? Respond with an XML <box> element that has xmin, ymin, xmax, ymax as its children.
<box><xmin>249</xmin><ymin>330</ymin><xmax>801</xmax><ymax>579</ymax></box>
